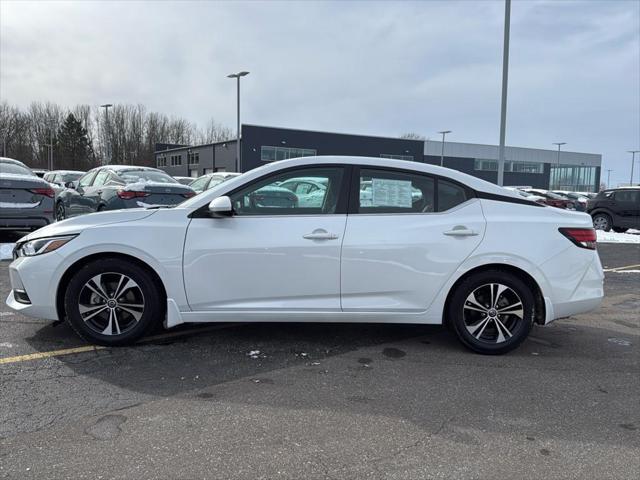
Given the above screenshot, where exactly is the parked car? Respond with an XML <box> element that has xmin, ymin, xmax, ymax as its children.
<box><xmin>43</xmin><ymin>170</ymin><xmax>85</xmax><ymax>197</ymax></box>
<box><xmin>587</xmin><ymin>187</ymin><xmax>640</xmax><ymax>232</ymax></box>
<box><xmin>522</xmin><ymin>189</ymin><xmax>575</xmax><ymax>209</ymax></box>
<box><xmin>551</xmin><ymin>191</ymin><xmax>589</xmax><ymax>212</ymax></box>
<box><xmin>504</xmin><ymin>187</ymin><xmax>546</xmax><ymax>205</ymax></box>
<box><xmin>189</xmin><ymin>172</ymin><xmax>241</xmax><ymax>194</ymax></box>
<box><xmin>7</xmin><ymin>156</ymin><xmax>603</xmax><ymax>355</ymax></box>
<box><xmin>1</xmin><ymin>157</ymin><xmax>55</xmax><ymax>230</ymax></box>
<box><xmin>55</xmin><ymin>165</ymin><xmax>195</xmax><ymax>220</ymax></box>
<box><xmin>173</xmin><ymin>176</ymin><xmax>196</xmax><ymax>186</ymax></box>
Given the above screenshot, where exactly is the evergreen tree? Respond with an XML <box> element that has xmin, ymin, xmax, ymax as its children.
<box><xmin>56</xmin><ymin>113</ymin><xmax>93</xmax><ymax>170</ymax></box>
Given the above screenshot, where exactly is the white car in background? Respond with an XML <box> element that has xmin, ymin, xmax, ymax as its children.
<box><xmin>6</xmin><ymin>156</ymin><xmax>604</xmax><ymax>354</ymax></box>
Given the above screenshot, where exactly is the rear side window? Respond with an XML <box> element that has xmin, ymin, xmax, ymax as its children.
<box><xmin>613</xmin><ymin>190</ymin><xmax>639</xmax><ymax>203</ymax></box>
<box><xmin>78</xmin><ymin>171</ymin><xmax>97</xmax><ymax>187</ymax></box>
<box><xmin>358</xmin><ymin>168</ymin><xmax>435</xmax><ymax>213</ymax></box>
<box><xmin>438</xmin><ymin>180</ymin><xmax>468</xmax><ymax>211</ymax></box>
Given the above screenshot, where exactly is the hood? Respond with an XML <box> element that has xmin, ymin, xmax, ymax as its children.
<box><xmin>20</xmin><ymin>208</ymin><xmax>157</xmax><ymax>242</ymax></box>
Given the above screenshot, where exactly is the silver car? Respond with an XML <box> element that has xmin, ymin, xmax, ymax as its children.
<box><xmin>0</xmin><ymin>157</ymin><xmax>55</xmax><ymax>231</ymax></box>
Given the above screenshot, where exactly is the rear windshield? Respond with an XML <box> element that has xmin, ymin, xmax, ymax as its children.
<box><xmin>0</xmin><ymin>163</ymin><xmax>35</xmax><ymax>176</ymax></box>
<box><xmin>118</xmin><ymin>170</ymin><xmax>178</xmax><ymax>184</ymax></box>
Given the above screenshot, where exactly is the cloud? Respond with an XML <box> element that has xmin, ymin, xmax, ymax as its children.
<box><xmin>1</xmin><ymin>0</ymin><xmax>638</xmax><ymax>185</ymax></box>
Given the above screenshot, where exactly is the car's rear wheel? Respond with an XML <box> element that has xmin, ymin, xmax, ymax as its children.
<box><xmin>612</xmin><ymin>227</ymin><xmax>628</xmax><ymax>233</ymax></box>
<box><xmin>592</xmin><ymin>213</ymin><xmax>612</xmax><ymax>231</ymax></box>
<box><xmin>64</xmin><ymin>258</ymin><xmax>163</xmax><ymax>346</ymax></box>
<box><xmin>448</xmin><ymin>270</ymin><xmax>534</xmax><ymax>355</ymax></box>
<box><xmin>55</xmin><ymin>202</ymin><xmax>66</xmax><ymax>221</ymax></box>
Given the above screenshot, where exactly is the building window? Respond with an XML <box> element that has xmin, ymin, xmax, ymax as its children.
<box><xmin>474</xmin><ymin>159</ymin><xmax>543</xmax><ymax>174</ymax></box>
<box><xmin>261</xmin><ymin>146</ymin><xmax>317</xmax><ymax>162</ymax></box>
<box><xmin>188</xmin><ymin>152</ymin><xmax>200</xmax><ymax>165</ymax></box>
<box><xmin>170</xmin><ymin>154</ymin><xmax>182</xmax><ymax>166</ymax></box>
<box><xmin>549</xmin><ymin>165</ymin><xmax>597</xmax><ymax>192</ymax></box>
<box><xmin>157</xmin><ymin>155</ymin><xmax>167</xmax><ymax>167</ymax></box>
<box><xmin>380</xmin><ymin>154</ymin><xmax>414</xmax><ymax>161</ymax></box>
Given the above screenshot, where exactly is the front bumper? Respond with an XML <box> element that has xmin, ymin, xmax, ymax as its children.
<box><xmin>5</xmin><ymin>253</ymin><xmax>63</xmax><ymax>321</ymax></box>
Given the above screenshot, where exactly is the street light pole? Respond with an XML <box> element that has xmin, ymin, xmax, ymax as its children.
<box><xmin>437</xmin><ymin>130</ymin><xmax>451</xmax><ymax>167</ymax></box>
<box><xmin>496</xmin><ymin>0</ymin><xmax>511</xmax><ymax>187</ymax></box>
<box><xmin>606</xmin><ymin>169</ymin><xmax>612</xmax><ymax>189</ymax></box>
<box><xmin>552</xmin><ymin>142</ymin><xmax>566</xmax><ymax>189</ymax></box>
<box><xmin>100</xmin><ymin>104</ymin><xmax>113</xmax><ymax>165</ymax></box>
<box><xmin>227</xmin><ymin>71</ymin><xmax>249</xmax><ymax>172</ymax></box>
<box><xmin>629</xmin><ymin>150</ymin><xmax>640</xmax><ymax>186</ymax></box>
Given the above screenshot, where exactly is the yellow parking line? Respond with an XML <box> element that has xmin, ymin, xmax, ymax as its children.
<box><xmin>0</xmin><ymin>345</ymin><xmax>106</xmax><ymax>365</ymax></box>
<box><xmin>0</xmin><ymin>323</ymin><xmax>242</xmax><ymax>366</ymax></box>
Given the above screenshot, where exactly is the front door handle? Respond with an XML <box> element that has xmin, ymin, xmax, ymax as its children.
<box><xmin>303</xmin><ymin>229</ymin><xmax>339</xmax><ymax>240</ymax></box>
<box><xmin>443</xmin><ymin>226</ymin><xmax>478</xmax><ymax>237</ymax></box>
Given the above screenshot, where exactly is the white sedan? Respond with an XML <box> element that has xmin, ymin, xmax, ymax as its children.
<box><xmin>6</xmin><ymin>156</ymin><xmax>604</xmax><ymax>354</ymax></box>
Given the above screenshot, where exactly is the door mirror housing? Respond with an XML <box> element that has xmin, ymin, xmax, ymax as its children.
<box><xmin>208</xmin><ymin>196</ymin><xmax>233</xmax><ymax>217</ymax></box>
<box><xmin>65</xmin><ymin>181</ymin><xmax>77</xmax><ymax>189</ymax></box>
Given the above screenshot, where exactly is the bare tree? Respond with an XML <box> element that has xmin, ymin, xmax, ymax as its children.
<box><xmin>400</xmin><ymin>132</ymin><xmax>426</xmax><ymax>141</ymax></box>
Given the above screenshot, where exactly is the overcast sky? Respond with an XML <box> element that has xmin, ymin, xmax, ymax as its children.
<box><xmin>1</xmin><ymin>0</ymin><xmax>638</xmax><ymax>185</ymax></box>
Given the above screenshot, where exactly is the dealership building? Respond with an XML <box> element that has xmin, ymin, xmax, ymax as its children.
<box><xmin>155</xmin><ymin>124</ymin><xmax>602</xmax><ymax>192</ymax></box>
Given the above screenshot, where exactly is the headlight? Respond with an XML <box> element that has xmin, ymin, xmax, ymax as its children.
<box><xmin>15</xmin><ymin>235</ymin><xmax>77</xmax><ymax>257</ymax></box>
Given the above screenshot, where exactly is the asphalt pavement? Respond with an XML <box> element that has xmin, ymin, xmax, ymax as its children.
<box><xmin>0</xmin><ymin>241</ymin><xmax>638</xmax><ymax>479</ymax></box>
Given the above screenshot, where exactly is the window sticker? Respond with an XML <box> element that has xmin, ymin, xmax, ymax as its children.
<box><xmin>371</xmin><ymin>178</ymin><xmax>413</xmax><ymax>207</ymax></box>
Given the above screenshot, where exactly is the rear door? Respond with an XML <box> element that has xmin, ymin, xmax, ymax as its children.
<box><xmin>341</xmin><ymin>167</ymin><xmax>485</xmax><ymax>312</ymax></box>
<box><xmin>612</xmin><ymin>189</ymin><xmax>640</xmax><ymax>228</ymax></box>
<box><xmin>83</xmin><ymin>169</ymin><xmax>111</xmax><ymax>211</ymax></box>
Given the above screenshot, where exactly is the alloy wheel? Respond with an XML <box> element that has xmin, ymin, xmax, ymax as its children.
<box><xmin>592</xmin><ymin>215</ymin><xmax>609</xmax><ymax>231</ymax></box>
<box><xmin>78</xmin><ymin>272</ymin><xmax>145</xmax><ymax>336</ymax></box>
<box><xmin>463</xmin><ymin>283</ymin><xmax>524</xmax><ymax>344</ymax></box>
<box><xmin>56</xmin><ymin>203</ymin><xmax>66</xmax><ymax>221</ymax></box>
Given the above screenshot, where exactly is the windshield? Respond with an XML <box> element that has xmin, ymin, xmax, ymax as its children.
<box><xmin>0</xmin><ymin>163</ymin><xmax>35</xmax><ymax>176</ymax></box>
<box><xmin>119</xmin><ymin>170</ymin><xmax>178</xmax><ymax>184</ymax></box>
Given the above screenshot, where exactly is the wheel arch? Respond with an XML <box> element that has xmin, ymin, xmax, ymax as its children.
<box><xmin>56</xmin><ymin>252</ymin><xmax>168</xmax><ymax>322</ymax></box>
<box><xmin>443</xmin><ymin>263</ymin><xmax>546</xmax><ymax>326</ymax></box>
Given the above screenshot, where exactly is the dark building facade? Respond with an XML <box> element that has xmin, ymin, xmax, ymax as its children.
<box><xmin>155</xmin><ymin>125</ymin><xmax>602</xmax><ymax>192</ymax></box>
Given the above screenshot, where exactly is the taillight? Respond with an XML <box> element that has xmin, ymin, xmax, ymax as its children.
<box><xmin>182</xmin><ymin>191</ymin><xmax>196</xmax><ymax>198</ymax></box>
<box><xmin>29</xmin><ymin>187</ymin><xmax>55</xmax><ymax>198</ymax></box>
<box><xmin>559</xmin><ymin>227</ymin><xmax>597</xmax><ymax>250</ymax></box>
<box><xmin>117</xmin><ymin>190</ymin><xmax>150</xmax><ymax>200</ymax></box>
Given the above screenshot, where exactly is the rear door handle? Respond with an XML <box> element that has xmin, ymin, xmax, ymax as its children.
<box><xmin>444</xmin><ymin>226</ymin><xmax>478</xmax><ymax>237</ymax></box>
<box><xmin>303</xmin><ymin>229</ymin><xmax>339</xmax><ymax>240</ymax></box>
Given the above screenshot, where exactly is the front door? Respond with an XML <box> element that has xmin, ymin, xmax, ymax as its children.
<box><xmin>341</xmin><ymin>167</ymin><xmax>485</xmax><ymax>311</ymax></box>
<box><xmin>183</xmin><ymin>166</ymin><xmax>348</xmax><ymax>311</ymax></box>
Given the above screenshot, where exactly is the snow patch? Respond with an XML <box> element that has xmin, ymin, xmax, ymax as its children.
<box><xmin>0</xmin><ymin>243</ymin><xmax>15</xmax><ymax>260</ymax></box>
<box><xmin>596</xmin><ymin>230</ymin><xmax>640</xmax><ymax>244</ymax></box>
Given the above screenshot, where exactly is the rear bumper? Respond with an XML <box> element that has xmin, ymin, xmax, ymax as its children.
<box><xmin>0</xmin><ymin>216</ymin><xmax>52</xmax><ymax>230</ymax></box>
<box><xmin>544</xmin><ymin>253</ymin><xmax>604</xmax><ymax>324</ymax></box>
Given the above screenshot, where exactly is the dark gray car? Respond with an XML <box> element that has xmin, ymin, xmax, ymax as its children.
<box><xmin>1</xmin><ymin>157</ymin><xmax>55</xmax><ymax>231</ymax></box>
<box><xmin>55</xmin><ymin>165</ymin><xmax>196</xmax><ymax>220</ymax></box>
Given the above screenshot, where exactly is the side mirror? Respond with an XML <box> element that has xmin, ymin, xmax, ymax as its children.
<box><xmin>65</xmin><ymin>181</ymin><xmax>77</xmax><ymax>189</ymax></box>
<box><xmin>208</xmin><ymin>196</ymin><xmax>233</xmax><ymax>217</ymax></box>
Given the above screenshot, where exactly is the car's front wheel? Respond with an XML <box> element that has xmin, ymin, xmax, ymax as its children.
<box><xmin>448</xmin><ymin>270</ymin><xmax>534</xmax><ymax>355</ymax></box>
<box><xmin>592</xmin><ymin>213</ymin><xmax>612</xmax><ymax>231</ymax></box>
<box><xmin>64</xmin><ymin>258</ymin><xmax>163</xmax><ymax>346</ymax></box>
<box><xmin>55</xmin><ymin>202</ymin><xmax>66</xmax><ymax>221</ymax></box>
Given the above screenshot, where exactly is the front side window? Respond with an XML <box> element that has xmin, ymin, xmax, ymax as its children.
<box><xmin>92</xmin><ymin>170</ymin><xmax>111</xmax><ymax>187</ymax></box>
<box><xmin>358</xmin><ymin>168</ymin><xmax>435</xmax><ymax>213</ymax></box>
<box><xmin>78</xmin><ymin>171</ymin><xmax>97</xmax><ymax>187</ymax></box>
<box><xmin>230</xmin><ymin>167</ymin><xmax>344</xmax><ymax>216</ymax></box>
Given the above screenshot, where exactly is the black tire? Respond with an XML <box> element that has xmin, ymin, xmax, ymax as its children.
<box><xmin>612</xmin><ymin>227</ymin><xmax>628</xmax><ymax>233</ymax></box>
<box><xmin>64</xmin><ymin>257</ymin><xmax>164</xmax><ymax>346</ymax></box>
<box><xmin>97</xmin><ymin>205</ymin><xmax>106</xmax><ymax>212</ymax></box>
<box><xmin>55</xmin><ymin>202</ymin><xmax>66</xmax><ymax>221</ymax></box>
<box><xmin>592</xmin><ymin>213</ymin><xmax>612</xmax><ymax>232</ymax></box>
<box><xmin>448</xmin><ymin>270</ymin><xmax>534</xmax><ymax>355</ymax></box>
